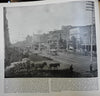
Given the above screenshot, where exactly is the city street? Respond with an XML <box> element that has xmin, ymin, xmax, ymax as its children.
<box><xmin>4</xmin><ymin>1</ymin><xmax>97</xmax><ymax>78</ymax></box>
<box><xmin>40</xmin><ymin>51</ymin><xmax>97</xmax><ymax>76</ymax></box>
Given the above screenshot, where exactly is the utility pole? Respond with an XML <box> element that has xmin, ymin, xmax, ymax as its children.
<box><xmin>86</xmin><ymin>1</ymin><xmax>95</xmax><ymax>64</ymax></box>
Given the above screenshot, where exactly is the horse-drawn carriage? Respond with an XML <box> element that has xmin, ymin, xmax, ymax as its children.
<box><xmin>6</xmin><ymin>57</ymin><xmax>61</xmax><ymax>75</ymax></box>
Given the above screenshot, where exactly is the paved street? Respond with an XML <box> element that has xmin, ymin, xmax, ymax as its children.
<box><xmin>40</xmin><ymin>51</ymin><xmax>97</xmax><ymax>75</ymax></box>
<box><xmin>5</xmin><ymin>50</ymin><xmax>97</xmax><ymax>78</ymax></box>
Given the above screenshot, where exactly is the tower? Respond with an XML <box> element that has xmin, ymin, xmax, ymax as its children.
<box><xmin>4</xmin><ymin>8</ymin><xmax>11</xmax><ymax>67</ymax></box>
<box><xmin>4</xmin><ymin>7</ymin><xmax>11</xmax><ymax>48</ymax></box>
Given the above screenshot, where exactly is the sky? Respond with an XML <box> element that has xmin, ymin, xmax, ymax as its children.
<box><xmin>6</xmin><ymin>1</ymin><xmax>94</xmax><ymax>44</ymax></box>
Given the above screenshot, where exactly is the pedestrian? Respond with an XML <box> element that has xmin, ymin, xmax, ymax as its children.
<box><xmin>70</xmin><ymin>64</ymin><xmax>73</xmax><ymax>73</ymax></box>
<box><xmin>90</xmin><ymin>64</ymin><xmax>93</xmax><ymax>72</ymax></box>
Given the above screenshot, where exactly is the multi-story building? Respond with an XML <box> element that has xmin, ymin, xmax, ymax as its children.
<box><xmin>46</xmin><ymin>24</ymin><xmax>96</xmax><ymax>55</ymax></box>
<box><xmin>65</xmin><ymin>25</ymin><xmax>96</xmax><ymax>54</ymax></box>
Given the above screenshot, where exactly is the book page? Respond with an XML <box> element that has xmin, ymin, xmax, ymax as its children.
<box><xmin>0</xmin><ymin>0</ymin><xmax>100</xmax><ymax>96</ymax></box>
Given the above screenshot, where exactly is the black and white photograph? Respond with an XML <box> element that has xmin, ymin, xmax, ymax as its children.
<box><xmin>4</xmin><ymin>1</ymin><xmax>98</xmax><ymax>78</ymax></box>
